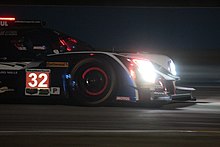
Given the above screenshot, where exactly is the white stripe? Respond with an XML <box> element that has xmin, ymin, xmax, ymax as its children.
<box><xmin>0</xmin><ymin>62</ymin><xmax>31</xmax><ymax>70</ymax></box>
<box><xmin>191</xmin><ymin>85</ymin><xmax>220</xmax><ymax>88</ymax></box>
<box><xmin>0</xmin><ymin>130</ymin><xmax>220</xmax><ymax>134</ymax></box>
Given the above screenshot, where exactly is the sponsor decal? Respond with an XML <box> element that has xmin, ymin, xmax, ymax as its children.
<box><xmin>0</xmin><ymin>70</ymin><xmax>18</xmax><ymax>75</ymax></box>
<box><xmin>33</xmin><ymin>46</ymin><xmax>46</xmax><ymax>50</ymax></box>
<box><xmin>0</xmin><ymin>30</ymin><xmax>17</xmax><ymax>36</ymax></box>
<box><xmin>116</xmin><ymin>96</ymin><xmax>130</xmax><ymax>101</ymax></box>
<box><xmin>16</xmin><ymin>46</ymin><xmax>27</xmax><ymax>51</ymax></box>
<box><xmin>0</xmin><ymin>21</ymin><xmax>8</xmax><ymax>27</ymax></box>
<box><xmin>51</xmin><ymin>87</ymin><xmax>60</xmax><ymax>95</ymax></box>
<box><xmin>25</xmin><ymin>88</ymin><xmax>50</xmax><ymax>96</ymax></box>
<box><xmin>154</xmin><ymin>91</ymin><xmax>167</xmax><ymax>95</ymax></box>
<box><xmin>0</xmin><ymin>86</ymin><xmax>14</xmax><ymax>94</ymax></box>
<box><xmin>46</xmin><ymin>62</ymin><xmax>69</xmax><ymax>68</ymax></box>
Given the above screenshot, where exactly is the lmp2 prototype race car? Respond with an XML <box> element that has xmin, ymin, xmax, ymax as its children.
<box><xmin>0</xmin><ymin>17</ymin><xmax>195</xmax><ymax>106</ymax></box>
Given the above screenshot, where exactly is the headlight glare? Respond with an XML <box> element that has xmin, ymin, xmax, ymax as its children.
<box><xmin>133</xmin><ymin>59</ymin><xmax>156</xmax><ymax>83</ymax></box>
<box><xmin>169</xmin><ymin>60</ymin><xmax>177</xmax><ymax>75</ymax></box>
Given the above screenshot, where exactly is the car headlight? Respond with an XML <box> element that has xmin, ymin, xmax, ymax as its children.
<box><xmin>168</xmin><ymin>60</ymin><xmax>177</xmax><ymax>76</ymax></box>
<box><xmin>133</xmin><ymin>59</ymin><xmax>157</xmax><ymax>83</ymax></box>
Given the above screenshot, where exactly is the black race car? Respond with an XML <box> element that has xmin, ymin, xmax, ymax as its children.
<box><xmin>0</xmin><ymin>17</ymin><xmax>195</xmax><ymax>106</ymax></box>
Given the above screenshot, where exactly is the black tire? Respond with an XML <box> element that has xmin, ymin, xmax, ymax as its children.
<box><xmin>69</xmin><ymin>58</ymin><xmax>116</xmax><ymax>106</ymax></box>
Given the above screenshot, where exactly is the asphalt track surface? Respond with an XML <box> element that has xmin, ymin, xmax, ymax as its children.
<box><xmin>0</xmin><ymin>87</ymin><xmax>220</xmax><ymax>146</ymax></box>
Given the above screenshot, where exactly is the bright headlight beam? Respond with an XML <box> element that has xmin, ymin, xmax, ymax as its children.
<box><xmin>133</xmin><ymin>59</ymin><xmax>156</xmax><ymax>83</ymax></box>
<box><xmin>169</xmin><ymin>60</ymin><xmax>177</xmax><ymax>76</ymax></box>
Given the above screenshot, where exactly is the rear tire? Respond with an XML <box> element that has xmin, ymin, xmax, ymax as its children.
<box><xmin>69</xmin><ymin>58</ymin><xmax>116</xmax><ymax>106</ymax></box>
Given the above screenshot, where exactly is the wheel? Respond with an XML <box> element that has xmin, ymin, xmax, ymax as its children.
<box><xmin>69</xmin><ymin>58</ymin><xmax>116</xmax><ymax>106</ymax></box>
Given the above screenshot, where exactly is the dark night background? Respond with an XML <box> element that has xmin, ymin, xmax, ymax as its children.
<box><xmin>1</xmin><ymin>1</ymin><xmax>220</xmax><ymax>86</ymax></box>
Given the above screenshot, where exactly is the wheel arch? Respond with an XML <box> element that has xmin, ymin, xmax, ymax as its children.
<box><xmin>64</xmin><ymin>53</ymin><xmax>138</xmax><ymax>104</ymax></box>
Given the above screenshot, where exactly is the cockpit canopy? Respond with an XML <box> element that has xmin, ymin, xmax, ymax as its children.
<box><xmin>0</xmin><ymin>17</ymin><xmax>93</xmax><ymax>61</ymax></box>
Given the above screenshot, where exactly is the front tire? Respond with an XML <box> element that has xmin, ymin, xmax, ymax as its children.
<box><xmin>69</xmin><ymin>58</ymin><xmax>116</xmax><ymax>106</ymax></box>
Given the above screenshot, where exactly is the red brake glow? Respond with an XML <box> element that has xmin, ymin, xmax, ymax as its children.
<box><xmin>59</xmin><ymin>39</ymin><xmax>66</xmax><ymax>46</ymax></box>
<box><xmin>59</xmin><ymin>38</ymin><xmax>78</xmax><ymax>52</ymax></box>
<box><xmin>59</xmin><ymin>39</ymin><xmax>72</xmax><ymax>51</ymax></box>
<box><xmin>130</xmin><ymin>69</ymin><xmax>136</xmax><ymax>80</ymax></box>
<box><xmin>82</xmin><ymin>67</ymin><xmax>108</xmax><ymax>96</ymax></box>
<box><xmin>0</xmin><ymin>17</ymin><xmax>15</xmax><ymax>21</ymax></box>
<box><xmin>68</xmin><ymin>37</ymin><xmax>78</xmax><ymax>43</ymax></box>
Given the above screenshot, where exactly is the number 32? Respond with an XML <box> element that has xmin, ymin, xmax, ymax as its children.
<box><xmin>28</xmin><ymin>73</ymin><xmax>48</xmax><ymax>88</ymax></box>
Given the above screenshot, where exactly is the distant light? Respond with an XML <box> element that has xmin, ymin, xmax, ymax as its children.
<box><xmin>130</xmin><ymin>69</ymin><xmax>136</xmax><ymax>79</ymax></box>
<box><xmin>66</xmin><ymin>47</ymin><xmax>72</xmax><ymax>52</ymax></box>
<box><xmin>0</xmin><ymin>17</ymin><xmax>15</xmax><ymax>21</ymax></box>
<box><xmin>168</xmin><ymin>60</ymin><xmax>177</xmax><ymax>75</ymax></box>
<box><xmin>65</xmin><ymin>74</ymin><xmax>71</xmax><ymax>79</ymax></box>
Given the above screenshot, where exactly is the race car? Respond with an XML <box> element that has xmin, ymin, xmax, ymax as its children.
<box><xmin>0</xmin><ymin>17</ymin><xmax>195</xmax><ymax>106</ymax></box>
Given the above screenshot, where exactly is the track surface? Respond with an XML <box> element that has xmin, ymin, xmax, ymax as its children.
<box><xmin>0</xmin><ymin>87</ymin><xmax>220</xmax><ymax>146</ymax></box>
